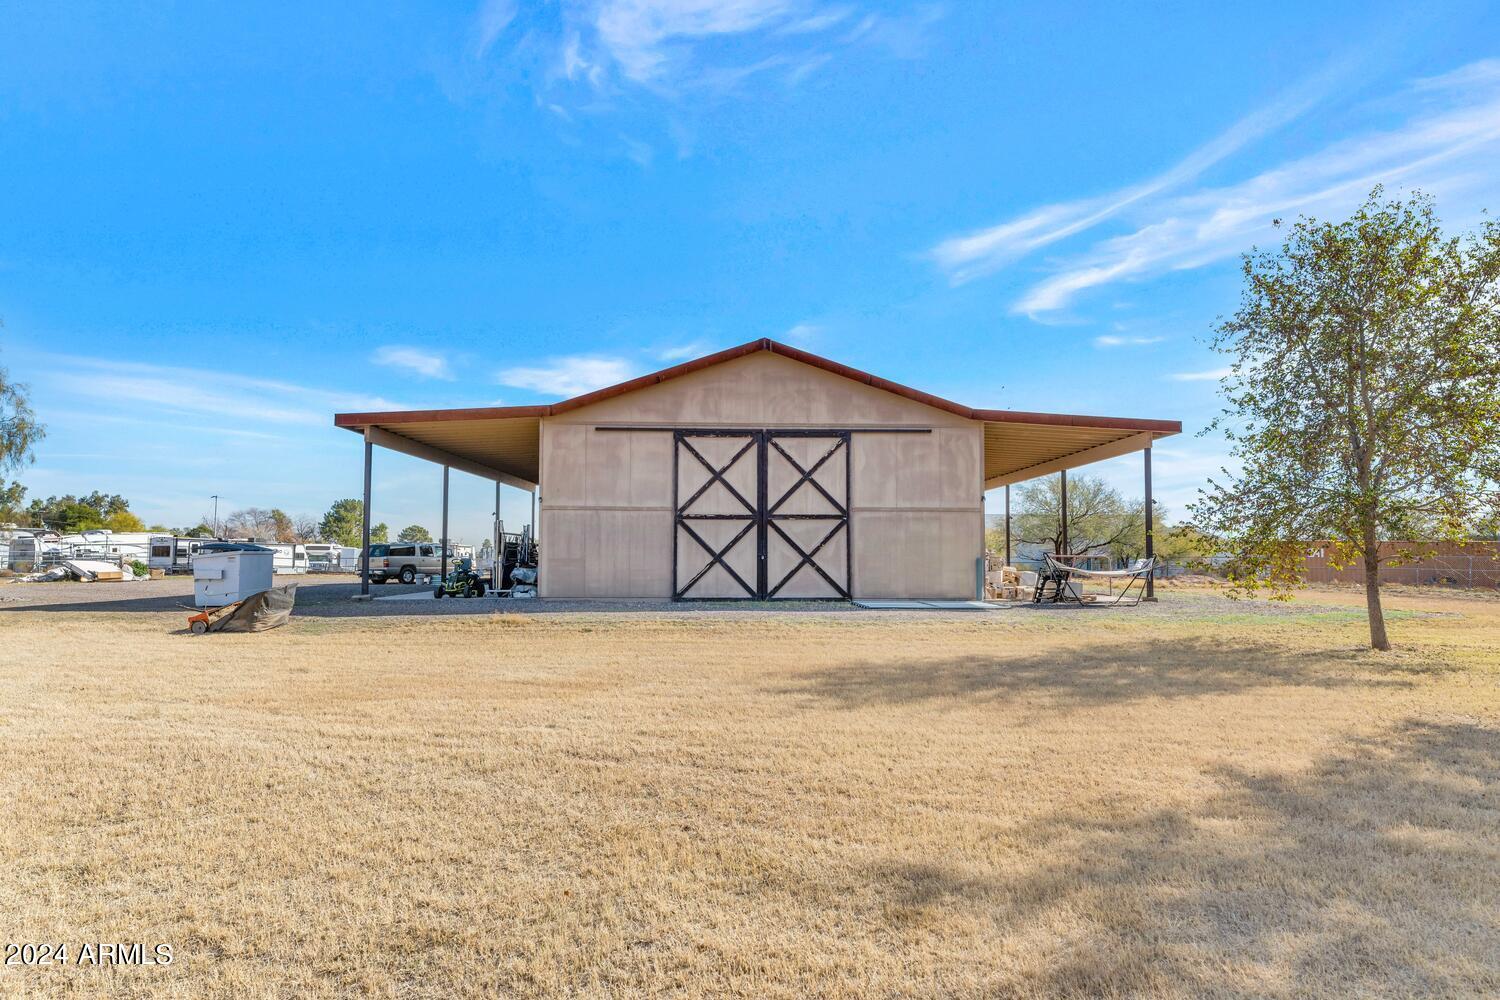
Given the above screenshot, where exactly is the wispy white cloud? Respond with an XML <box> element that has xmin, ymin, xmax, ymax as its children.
<box><xmin>1168</xmin><ymin>367</ymin><xmax>1233</xmax><ymax>382</ymax></box>
<box><xmin>840</xmin><ymin>5</ymin><xmax>943</xmax><ymax>59</ymax></box>
<box><xmin>781</xmin><ymin>322</ymin><xmax>821</xmax><ymax>345</ymax></box>
<box><xmin>593</xmin><ymin>0</ymin><xmax>797</xmax><ymax>84</ymax></box>
<box><xmin>1093</xmin><ymin>334</ymin><xmax>1165</xmax><ymax>348</ymax></box>
<box><xmin>930</xmin><ymin>63</ymin><xmax>1349</xmax><ymax>285</ymax></box>
<box><xmin>31</xmin><ymin>354</ymin><xmax>408</xmax><ymax>425</ymax></box>
<box><xmin>495</xmin><ymin>355</ymin><xmax>640</xmax><ymax>397</ymax></box>
<box><xmin>657</xmin><ymin>340</ymin><xmax>715</xmax><ymax>362</ymax></box>
<box><xmin>935</xmin><ymin>58</ymin><xmax>1500</xmax><ymax>316</ymax></box>
<box><xmin>371</xmin><ymin>345</ymin><xmax>455</xmax><ymax>380</ymax></box>
<box><xmin>472</xmin><ymin>0</ymin><xmax>518</xmax><ymax>58</ymax></box>
<box><xmin>778</xmin><ymin>5</ymin><xmax>853</xmax><ymax>34</ymax></box>
<box><xmin>620</xmin><ymin>133</ymin><xmax>656</xmax><ymax>168</ymax></box>
<box><xmin>472</xmin><ymin>0</ymin><xmax>940</xmax><ymax>103</ymax></box>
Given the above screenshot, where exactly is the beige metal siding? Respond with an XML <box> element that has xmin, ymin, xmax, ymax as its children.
<box><xmin>539</xmin><ymin>352</ymin><xmax>982</xmax><ymax>599</ymax></box>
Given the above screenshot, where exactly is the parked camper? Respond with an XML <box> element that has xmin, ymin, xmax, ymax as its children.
<box><xmin>174</xmin><ymin>536</ymin><xmax>208</xmax><ymax>573</ymax></box>
<box><xmin>267</xmin><ymin>543</ymin><xmax>310</xmax><ymax>575</ymax></box>
<box><xmin>63</xmin><ymin>530</ymin><xmax>152</xmax><ymax>564</ymax></box>
<box><xmin>150</xmin><ymin>535</ymin><xmax>209</xmax><ymax>574</ymax></box>
<box><xmin>304</xmin><ymin>543</ymin><xmax>342</xmax><ymax>572</ymax></box>
<box><xmin>8</xmin><ymin>530</ymin><xmax>61</xmax><ymax>571</ymax></box>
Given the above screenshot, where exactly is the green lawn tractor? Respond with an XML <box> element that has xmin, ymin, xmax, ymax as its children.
<box><xmin>434</xmin><ymin>558</ymin><xmax>486</xmax><ymax>599</ymax></box>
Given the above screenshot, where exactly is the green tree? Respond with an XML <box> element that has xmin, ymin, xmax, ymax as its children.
<box><xmin>26</xmin><ymin>492</ymin><xmax>132</xmax><ymax>529</ymax></box>
<box><xmin>1192</xmin><ymin>189</ymin><xmax>1500</xmax><ymax>650</ymax></box>
<box><xmin>50</xmin><ymin>501</ymin><xmax>106</xmax><ymax>533</ymax></box>
<box><xmin>397</xmin><ymin>524</ymin><xmax>432</xmax><ymax>542</ymax></box>
<box><xmin>1</xmin><ymin>341</ymin><xmax>45</xmax><ymax>473</ymax></box>
<box><xmin>0</xmin><ymin>480</ymin><xmax>26</xmax><ymax>523</ymax></box>
<box><xmin>183</xmin><ymin>523</ymin><xmax>214</xmax><ymax>538</ymax></box>
<box><xmin>991</xmin><ymin>474</ymin><xmax>1143</xmax><ymax>557</ymax></box>
<box><xmin>105</xmin><ymin>509</ymin><xmax>146</xmax><ymax>532</ymax></box>
<box><xmin>319</xmin><ymin>499</ymin><xmax>364</xmax><ymax>547</ymax></box>
<box><xmin>318</xmin><ymin>500</ymin><xmax>387</xmax><ymax>546</ymax></box>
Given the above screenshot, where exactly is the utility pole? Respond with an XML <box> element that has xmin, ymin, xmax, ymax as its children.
<box><xmin>210</xmin><ymin>495</ymin><xmax>219</xmax><ymax>538</ymax></box>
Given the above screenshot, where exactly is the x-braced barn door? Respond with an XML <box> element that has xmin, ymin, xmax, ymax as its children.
<box><xmin>762</xmin><ymin>431</ymin><xmax>850</xmax><ymax>600</ymax></box>
<box><xmin>673</xmin><ymin>429</ymin><xmax>851</xmax><ymax>600</ymax></box>
<box><xmin>673</xmin><ymin>430</ymin><xmax>762</xmax><ymax>599</ymax></box>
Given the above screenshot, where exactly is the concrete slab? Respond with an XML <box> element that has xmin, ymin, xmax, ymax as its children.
<box><xmin>854</xmin><ymin>600</ymin><xmax>998</xmax><ymax>611</ymax></box>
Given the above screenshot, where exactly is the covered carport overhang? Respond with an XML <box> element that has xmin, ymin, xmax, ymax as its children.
<box><xmin>978</xmin><ymin>410</ymin><xmax>1182</xmax><ymax>600</ymax></box>
<box><xmin>978</xmin><ymin>412</ymin><xmax>1180</xmax><ymax>489</ymax></box>
<box><xmin>332</xmin><ymin>407</ymin><xmax>546</xmax><ymax>596</ymax></box>
<box><xmin>333</xmin><ymin>408</ymin><xmax>544</xmax><ymax>491</ymax></box>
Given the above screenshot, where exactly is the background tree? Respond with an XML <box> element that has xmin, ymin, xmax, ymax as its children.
<box><xmin>104</xmin><ymin>509</ymin><xmax>146</xmax><ymax>532</ymax></box>
<box><xmin>260</xmin><ymin>508</ymin><xmax>297</xmax><ymax>542</ymax></box>
<box><xmin>1104</xmin><ymin>502</ymin><xmax>1209</xmax><ymax>573</ymax></box>
<box><xmin>319</xmin><ymin>499</ymin><xmax>364</xmax><ymax>546</ymax></box>
<box><xmin>1</xmin><ymin>337</ymin><xmax>46</xmax><ymax>473</ymax></box>
<box><xmin>183</xmin><ymin>523</ymin><xmax>215</xmax><ymax>538</ymax></box>
<box><xmin>1192</xmin><ymin>189</ymin><xmax>1500</xmax><ymax>650</ymax></box>
<box><xmin>0</xmin><ymin>480</ymin><xmax>27</xmax><ymax>523</ymax></box>
<box><xmin>992</xmin><ymin>473</ymin><xmax>1143</xmax><ymax>557</ymax></box>
<box><xmin>478</xmin><ymin>537</ymin><xmax>494</xmax><ymax>563</ymax></box>
<box><xmin>23</xmin><ymin>491</ymin><xmax>137</xmax><ymax>532</ymax></box>
<box><xmin>223</xmin><ymin>507</ymin><xmax>281</xmax><ymax>540</ymax></box>
<box><xmin>292</xmin><ymin>514</ymin><xmax>321</xmax><ymax>542</ymax></box>
<box><xmin>319</xmin><ymin>500</ymin><xmax>387</xmax><ymax>546</ymax></box>
<box><xmin>49</xmin><ymin>501</ymin><xmax>106</xmax><ymax>533</ymax></box>
<box><xmin>397</xmin><ymin>524</ymin><xmax>432</xmax><ymax>542</ymax></box>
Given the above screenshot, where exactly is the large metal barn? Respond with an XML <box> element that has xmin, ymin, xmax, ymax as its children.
<box><xmin>335</xmin><ymin>339</ymin><xmax>1180</xmax><ymax>600</ymax></box>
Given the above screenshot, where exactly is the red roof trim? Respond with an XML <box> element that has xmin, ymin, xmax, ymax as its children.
<box><xmin>333</xmin><ymin>338</ymin><xmax>1182</xmax><ymax>436</ymax></box>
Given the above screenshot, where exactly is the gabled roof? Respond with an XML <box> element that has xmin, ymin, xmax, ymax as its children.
<box><xmin>334</xmin><ymin>338</ymin><xmax>1181</xmax><ymax>487</ymax></box>
<box><xmin>337</xmin><ymin>337</ymin><xmax>1181</xmax><ymax>431</ymax></box>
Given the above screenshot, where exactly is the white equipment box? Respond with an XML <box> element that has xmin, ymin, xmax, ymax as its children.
<box><xmin>192</xmin><ymin>543</ymin><xmax>275</xmax><ymax>608</ymax></box>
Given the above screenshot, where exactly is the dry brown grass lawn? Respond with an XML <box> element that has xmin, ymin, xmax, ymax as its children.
<box><xmin>2</xmin><ymin>591</ymin><xmax>1498</xmax><ymax>998</ymax></box>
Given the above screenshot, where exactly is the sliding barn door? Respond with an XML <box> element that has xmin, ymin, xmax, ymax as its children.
<box><xmin>672</xmin><ymin>429</ymin><xmax>851</xmax><ymax>600</ymax></box>
<box><xmin>673</xmin><ymin>431</ymin><xmax>762</xmax><ymax>599</ymax></box>
<box><xmin>762</xmin><ymin>431</ymin><xmax>850</xmax><ymax>599</ymax></box>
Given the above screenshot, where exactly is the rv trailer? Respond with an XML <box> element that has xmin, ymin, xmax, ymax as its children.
<box><xmin>303</xmin><ymin>542</ymin><xmax>342</xmax><ymax>572</ymax></box>
<box><xmin>267</xmin><ymin>542</ymin><xmax>310</xmax><ymax>575</ymax></box>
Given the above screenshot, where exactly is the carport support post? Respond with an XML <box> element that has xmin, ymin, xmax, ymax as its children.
<box><xmin>360</xmin><ymin>436</ymin><xmax>372</xmax><ymax>596</ymax></box>
<box><xmin>1004</xmin><ymin>485</ymin><xmax>1011</xmax><ymax>566</ymax></box>
<box><xmin>1059</xmin><ymin>470</ymin><xmax>1069</xmax><ymax>555</ymax></box>
<box><xmin>493</xmin><ymin>481</ymin><xmax>502</xmax><ymax>590</ymax></box>
<box><xmin>1144</xmin><ymin>445</ymin><xmax>1156</xmax><ymax>601</ymax></box>
<box><xmin>440</xmin><ymin>465</ymin><xmax>450</xmax><ymax>583</ymax></box>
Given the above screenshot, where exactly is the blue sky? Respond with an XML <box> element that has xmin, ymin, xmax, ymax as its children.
<box><xmin>3</xmin><ymin>1</ymin><xmax>1499</xmax><ymax>544</ymax></box>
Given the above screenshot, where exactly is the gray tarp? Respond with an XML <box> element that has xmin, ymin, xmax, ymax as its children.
<box><xmin>209</xmin><ymin>584</ymin><xmax>297</xmax><ymax>633</ymax></box>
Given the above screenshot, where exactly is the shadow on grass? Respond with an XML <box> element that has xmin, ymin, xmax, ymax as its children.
<box><xmin>865</xmin><ymin>719</ymin><xmax>1500</xmax><ymax>996</ymax></box>
<box><xmin>775</xmin><ymin>634</ymin><xmax>1422</xmax><ymax>710</ymax></box>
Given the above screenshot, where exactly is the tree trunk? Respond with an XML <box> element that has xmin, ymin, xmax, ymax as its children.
<box><xmin>1362</xmin><ymin>533</ymin><xmax>1390</xmax><ymax>651</ymax></box>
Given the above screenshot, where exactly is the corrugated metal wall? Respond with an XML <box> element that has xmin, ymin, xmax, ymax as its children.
<box><xmin>1302</xmin><ymin>542</ymin><xmax>1500</xmax><ymax>588</ymax></box>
